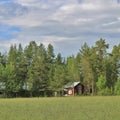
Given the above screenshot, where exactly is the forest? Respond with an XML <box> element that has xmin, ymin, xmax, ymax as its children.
<box><xmin>0</xmin><ymin>38</ymin><xmax>120</xmax><ymax>97</ymax></box>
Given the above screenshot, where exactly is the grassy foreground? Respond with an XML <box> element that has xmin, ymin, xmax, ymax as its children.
<box><xmin>0</xmin><ymin>96</ymin><xmax>120</xmax><ymax>120</ymax></box>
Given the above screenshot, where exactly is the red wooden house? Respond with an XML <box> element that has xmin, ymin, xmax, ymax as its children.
<box><xmin>64</xmin><ymin>82</ymin><xmax>84</xmax><ymax>96</ymax></box>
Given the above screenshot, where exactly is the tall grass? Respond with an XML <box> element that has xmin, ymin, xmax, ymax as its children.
<box><xmin>0</xmin><ymin>96</ymin><xmax>120</xmax><ymax>120</ymax></box>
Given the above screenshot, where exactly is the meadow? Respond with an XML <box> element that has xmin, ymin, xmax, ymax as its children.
<box><xmin>0</xmin><ymin>96</ymin><xmax>120</xmax><ymax>120</ymax></box>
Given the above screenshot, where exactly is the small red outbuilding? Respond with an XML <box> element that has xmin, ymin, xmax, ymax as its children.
<box><xmin>64</xmin><ymin>82</ymin><xmax>84</xmax><ymax>96</ymax></box>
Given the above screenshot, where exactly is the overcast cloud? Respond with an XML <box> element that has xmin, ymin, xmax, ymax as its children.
<box><xmin>0</xmin><ymin>0</ymin><xmax>120</xmax><ymax>56</ymax></box>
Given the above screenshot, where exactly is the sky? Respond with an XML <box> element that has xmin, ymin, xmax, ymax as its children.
<box><xmin>0</xmin><ymin>0</ymin><xmax>120</xmax><ymax>57</ymax></box>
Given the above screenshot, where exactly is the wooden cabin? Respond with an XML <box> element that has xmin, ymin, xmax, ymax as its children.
<box><xmin>64</xmin><ymin>82</ymin><xmax>84</xmax><ymax>96</ymax></box>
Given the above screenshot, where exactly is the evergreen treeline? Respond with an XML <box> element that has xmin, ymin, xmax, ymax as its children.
<box><xmin>0</xmin><ymin>39</ymin><xmax>120</xmax><ymax>97</ymax></box>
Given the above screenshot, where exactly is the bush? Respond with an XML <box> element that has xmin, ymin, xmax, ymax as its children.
<box><xmin>114</xmin><ymin>78</ymin><xmax>120</xmax><ymax>95</ymax></box>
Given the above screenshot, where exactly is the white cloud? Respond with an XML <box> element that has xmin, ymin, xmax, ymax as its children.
<box><xmin>102</xmin><ymin>19</ymin><xmax>120</xmax><ymax>26</ymax></box>
<box><xmin>0</xmin><ymin>39</ymin><xmax>19</xmax><ymax>53</ymax></box>
<box><xmin>0</xmin><ymin>0</ymin><xmax>120</xmax><ymax>56</ymax></box>
<box><xmin>14</xmin><ymin>0</ymin><xmax>40</xmax><ymax>6</ymax></box>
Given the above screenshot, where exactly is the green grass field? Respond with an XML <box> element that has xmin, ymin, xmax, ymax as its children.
<box><xmin>0</xmin><ymin>96</ymin><xmax>120</xmax><ymax>120</ymax></box>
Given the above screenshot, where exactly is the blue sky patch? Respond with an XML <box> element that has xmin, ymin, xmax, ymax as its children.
<box><xmin>0</xmin><ymin>24</ymin><xmax>21</xmax><ymax>39</ymax></box>
<box><xmin>0</xmin><ymin>0</ymin><xmax>12</xmax><ymax>3</ymax></box>
<box><xmin>8</xmin><ymin>26</ymin><xmax>21</xmax><ymax>32</ymax></box>
<box><xmin>0</xmin><ymin>31</ymin><xmax>13</xmax><ymax>39</ymax></box>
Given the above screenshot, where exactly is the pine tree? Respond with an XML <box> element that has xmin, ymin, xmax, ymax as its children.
<box><xmin>6</xmin><ymin>45</ymin><xmax>21</xmax><ymax>96</ymax></box>
<box><xmin>95</xmin><ymin>39</ymin><xmax>109</xmax><ymax>77</ymax></box>
<box><xmin>16</xmin><ymin>44</ymin><xmax>28</xmax><ymax>93</ymax></box>
<box><xmin>66</xmin><ymin>55</ymin><xmax>80</xmax><ymax>82</ymax></box>
<box><xmin>27</xmin><ymin>43</ymin><xmax>48</xmax><ymax>96</ymax></box>
<box><xmin>79</xmin><ymin>43</ymin><xmax>94</xmax><ymax>94</ymax></box>
<box><xmin>47</xmin><ymin>44</ymin><xmax>55</xmax><ymax>95</ymax></box>
<box><xmin>49</xmin><ymin>64</ymin><xmax>66</xmax><ymax>96</ymax></box>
